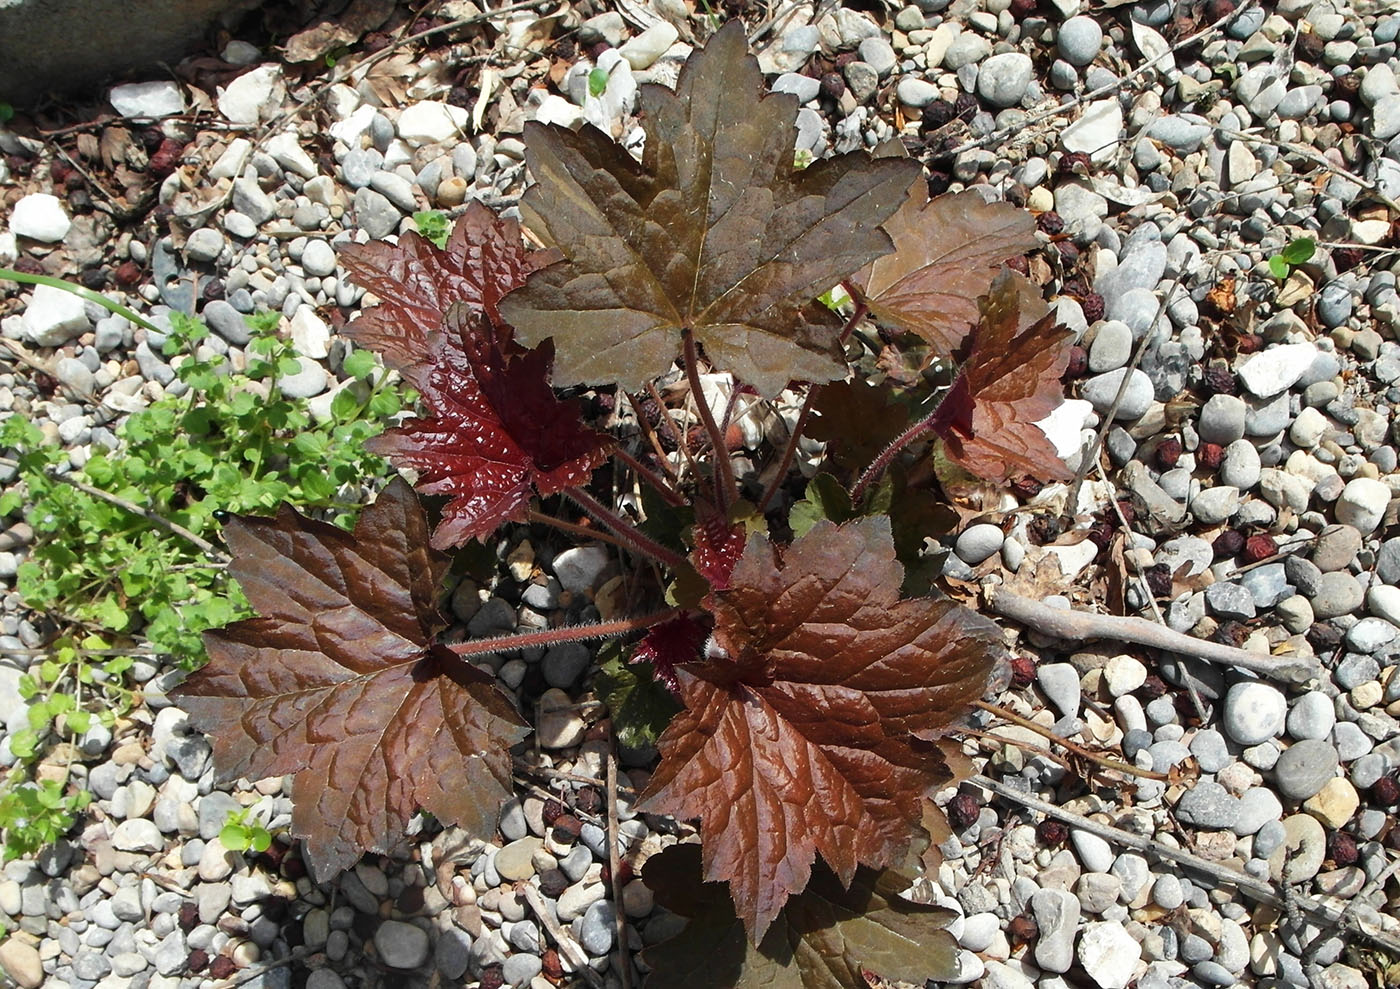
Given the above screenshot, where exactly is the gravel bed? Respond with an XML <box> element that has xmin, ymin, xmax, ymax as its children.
<box><xmin>1</xmin><ymin>0</ymin><xmax>1399</xmax><ymax>987</ymax></box>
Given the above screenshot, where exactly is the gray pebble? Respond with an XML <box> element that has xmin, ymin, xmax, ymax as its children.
<box><xmin>1205</xmin><ymin>580</ymin><xmax>1255</xmax><ymax>620</ymax></box>
<box><xmin>1057</xmin><ymin>16</ymin><xmax>1103</xmax><ymax>66</ymax></box>
<box><xmin>1310</xmin><ymin>571</ymin><xmax>1363</xmax><ymax>619</ymax></box>
<box><xmin>579</xmin><ymin>899</ymin><xmax>616</xmax><ymax>956</ymax></box>
<box><xmin>542</xmin><ymin>642</ymin><xmax>591</xmax><ymax>688</ymax></box>
<box><xmin>1287</xmin><ymin>691</ymin><xmax>1336</xmax><ymax>741</ymax></box>
<box><xmin>1189</xmin><ymin>729</ymin><xmax>1232</xmax><ymax>772</ymax></box>
<box><xmin>1198</xmin><ymin>394</ymin><xmax>1247</xmax><ymax>445</ymax></box>
<box><xmin>1234</xmin><ymin>787</ymin><xmax>1282</xmax><ymax>835</ymax></box>
<box><xmin>1037</xmin><ymin>663</ymin><xmax>1081</xmax><ymax>719</ymax></box>
<box><xmin>353</xmin><ymin>187</ymin><xmax>402</xmax><ymax>240</ymax></box>
<box><xmin>1081</xmin><ymin>368</ymin><xmax>1153</xmax><ymax>420</ymax></box>
<box><xmin>1240</xmin><ymin>563</ymin><xmax>1291</xmax><ymax>609</ymax></box>
<box><xmin>1223</xmin><ymin>682</ymin><xmax>1286</xmax><ymax>746</ymax></box>
<box><xmin>1175</xmin><ymin>780</ymin><xmax>1240</xmax><ymax>829</ymax></box>
<box><xmin>1273</xmin><ymin>738</ymin><xmax>1339</xmax><ymax>800</ymax></box>
<box><xmin>503</xmin><ymin>953</ymin><xmax>543</xmax><ymax>985</ymax></box>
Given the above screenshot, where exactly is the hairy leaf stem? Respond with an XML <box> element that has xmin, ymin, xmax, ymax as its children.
<box><xmin>682</xmin><ymin>329</ymin><xmax>738</xmax><ymax>514</ymax></box>
<box><xmin>447</xmin><ymin>608</ymin><xmax>681</xmax><ymax>659</ymax></box>
<box><xmin>612</xmin><ymin>446</ymin><xmax>687</xmax><ymax>507</ymax></box>
<box><xmin>848</xmin><ymin>409</ymin><xmax>938</xmax><ymax>504</ymax></box>
<box><xmin>563</xmin><ymin>488</ymin><xmax>689</xmax><ymax>572</ymax></box>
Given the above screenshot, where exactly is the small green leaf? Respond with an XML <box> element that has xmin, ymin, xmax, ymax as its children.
<box><xmin>588</xmin><ymin>66</ymin><xmax>610</xmax><ymax>97</ymax></box>
<box><xmin>8</xmin><ymin>730</ymin><xmax>38</xmax><ymax>759</ymax></box>
<box><xmin>342</xmin><ymin>349</ymin><xmax>377</xmax><ymax>380</ymax></box>
<box><xmin>789</xmin><ymin>472</ymin><xmax>855</xmax><ymax>538</ymax></box>
<box><xmin>1280</xmin><ymin>237</ymin><xmax>1315</xmax><ymax>265</ymax></box>
<box><xmin>220</xmin><ymin>823</ymin><xmax>250</xmax><ymax>851</ymax></box>
<box><xmin>65</xmin><ymin>710</ymin><xmax>92</xmax><ymax>736</ymax></box>
<box><xmin>331</xmin><ymin>389</ymin><xmax>360</xmax><ymax>420</ymax></box>
<box><xmin>595</xmin><ymin>645</ymin><xmax>681</xmax><ymax>751</ymax></box>
<box><xmin>1268</xmin><ymin>255</ymin><xmax>1290</xmax><ymax>279</ymax></box>
<box><xmin>249</xmin><ymin>828</ymin><xmax>272</xmax><ymax>853</ymax></box>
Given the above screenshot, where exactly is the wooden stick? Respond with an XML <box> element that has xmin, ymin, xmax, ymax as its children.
<box><xmin>521</xmin><ymin>884</ymin><xmax>606</xmax><ymax>988</ymax></box>
<box><xmin>972</xmin><ymin>773</ymin><xmax>1400</xmax><ymax>957</ymax></box>
<box><xmin>606</xmin><ymin>742</ymin><xmax>635</xmax><ymax>989</ymax></box>
<box><xmin>985</xmin><ymin>586</ymin><xmax>1318</xmax><ymax>684</ymax></box>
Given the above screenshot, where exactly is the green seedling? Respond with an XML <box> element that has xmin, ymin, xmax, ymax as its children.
<box><xmin>219</xmin><ymin>807</ymin><xmax>274</xmax><ymax>854</ymax></box>
<box><xmin>412</xmin><ymin>210</ymin><xmax>450</xmax><ymax>249</ymax></box>
<box><xmin>1268</xmin><ymin>236</ymin><xmax>1316</xmax><ymax>279</ymax></box>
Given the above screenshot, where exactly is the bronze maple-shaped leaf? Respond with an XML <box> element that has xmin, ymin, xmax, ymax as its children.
<box><xmin>928</xmin><ymin>270</ymin><xmax>1075</xmax><ymax>484</ymax></box>
<box><xmin>637</xmin><ymin>516</ymin><xmax>1000</xmax><ymax>938</ymax></box>
<box><xmin>640</xmin><ymin>843</ymin><xmax>961</xmax><ymax>989</ymax></box>
<box><xmin>851</xmin><ymin>183</ymin><xmax>1040</xmax><ymax>355</ymax></box>
<box><xmin>338</xmin><ymin>200</ymin><xmax>559</xmax><ymax>379</ymax></box>
<box><xmin>171</xmin><ymin>479</ymin><xmax>529</xmax><ymax>880</ymax></box>
<box><xmin>498</xmin><ymin>21</ymin><xmax>921</xmax><ymax>398</ymax></box>
<box><xmin>367</xmin><ymin>303</ymin><xmax>612</xmax><ymax>547</ymax></box>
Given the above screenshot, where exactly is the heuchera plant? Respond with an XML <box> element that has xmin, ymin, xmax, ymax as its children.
<box><xmin>173</xmin><ymin>21</ymin><xmax>1078</xmax><ymax>987</ymax></box>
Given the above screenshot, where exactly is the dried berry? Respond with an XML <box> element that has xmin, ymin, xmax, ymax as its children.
<box><xmin>1201</xmin><ymin>360</ymin><xmax>1236</xmax><ymax>396</ymax></box>
<box><xmin>1010</xmin><ymin>653</ymin><xmax>1036</xmax><ymax>688</ymax></box>
<box><xmin>1009</xmin><ymin>475</ymin><xmax>1044</xmax><ymax>500</ymax></box>
<box><xmin>954</xmin><ymin>93</ymin><xmax>978</xmax><ymax>120</ymax></box>
<box><xmin>1242</xmin><ymin>534</ymin><xmax>1276</xmax><ymax>563</ymax></box>
<box><xmin>542</xmin><ymin>948</ymin><xmax>564</xmax><ymax>979</ymax></box>
<box><xmin>1005</xmin><ymin>254</ymin><xmax>1030</xmax><ymax>275</ymax></box>
<box><xmin>1198</xmin><ymin>442</ymin><xmax>1225</xmax><ymax>470</ymax></box>
<box><xmin>1063</xmin><ymin>345</ymin><xmax>1088</xmax><ymax>379</ymax></box>
<box><xmin>1027</xmin><ymin>513</ymin><xmax>1064</xmax><ymax>546</ymax></box>
<box><xmin>1056</xmin><ymin>151</ymin><xmax>1091</xmax><ymax>176</ymax></box>
<box><xmin>1328</xmin><ymin>830</ymin><xmax>1358</xmax><ymax>867</ymax></box>
<box><xmin>208</xmin><ymin>956</ymin><xmax>237</xmax><ymax>980</ymax></box>
<box><xmin>1009</xmin><ymin>0</ymin><xmax>1038</xmax><ymax>17</ymax></box>
<box><xmin>479</xmin><ymin>965</ymin><xmax>505</xmax><ymax>989</ymax></box>
<box><xmin>1145</xmin><ymin>563</ymin><xmax>1173</xmax><ymax>598</ymax></box>
<box><xmin>187</xmin><ymin>949</ymin><xmax>209</xmax><ymax>973</ymax></box>
<box><xmin>1056</xmin><ymin>241</ymin><xmax>1081</xmax><ymax>265</ymax></box>
<box><xmin>1372</xmin><ymin>776</ymin><xmax>1400</xmax><ymax>806</ymax></box>
<box><xmin>542</xmin><ymin>798</ymin><xmax>566</xmax><ymax>825</ymax></box>
<box><xmin>1333</xmin><ymin>246</ymin><xmax>1364</xmax><ymax>273</ymax></box>
<box><xmin>1079</xmin><ymin>292</ymin><xmax>1105</xmax><ymax>323</ymax></box>
<box><xmin>179</xmin><ymin>901</ymin><xmax>200</xmax><ymax>932</ymax></box>
<box><xmin>1036</xmin><ymin>819</ymin><xmax>1068</xmax><ymax>846</ymax></box>
<box><xmin>575</xmin><ymin>786</ymin><xmax>603</xmax><ymax>815</ymax></box>
<box><xmin>1115</xmin><ymin>499</ymin><xmax>1137</xmax><ymax>525</ymax></box>
<box><xmin>1205</xmin><ymin>0</ymin><xmax>1235</xmax><ymax>19</ymax></box>
<box><xmin>820</xmin><ymin>72</ymin><xmax>845</xmax><ymax>100</ymax></box>
<box><xmin>1212</xmin><ymin>529</ymin><xmax>1245</xmax><ymax>558</ymax></box>
<box><xmin>1140</xmin><ymin>675</ymin><xmax>1168</xmax><ymax>700</ymax></box>
<box><xmin>1086</xmin><ymin>517</ymin><xmax>1116</xmax><ymax>552</ymax></box>
<box><xmin>1213</xmin><ymin>620</ymin><xmax>1249</xmax><ymax>648</ymax></box>
<box><xmin>1036</xmin><ymin>211</ymin><xmax>1065</xmax><ymax>235</ymax></box>
<box><xmin>551</xmin><ymin>813</ymin><xmax>583</xmax><ymax>842</ymax></box>
<box><xmin>149</xmin><ymin>138</ymin><xmax>185</xmax><ymax>178</ymax></box>
<box><xmin>1155</xmin><ymin>437</ymin><xmax>1182</xmax><ymax>469</ymax></box>
<box><xmin>920</xmin><ymin>100</ymin><xmax>957</xmax><ymax>132</ymax></box>
<box><xmin>947</xmin><ymin>793</ymin><xmax>980</xmax><ymax>832</ymax></box>
<box><xmin>1007</xmin><ymin>912</ymin><xmax>1039</xmax><ymax>946</ymax></box>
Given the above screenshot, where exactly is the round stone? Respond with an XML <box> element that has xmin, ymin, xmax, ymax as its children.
<box><xmin>495</xmin><ymin>837</ymin><xmax>543</xmax><ymax>881</ymax></box>
<box><xmin>1058</xmin><ymin>16</ymin><xmax>1104</xmax><ymax>66</ymax></box>
<box><xmin>1175</xmin><ymin>780</ymin><xmax>1240</xmax><ymax>829</ymax></box>
<box><xmin>1198</xmin><ymin>394</ymin><xmax>1247</xmax><ymax>445</ymax></box>
<box><xmin>373</xmin><ymin>920</ymin><xmax>430</xmax><ymax>969</ymax></box>
<box><xmin>977</xmin><ymin>52</ymin><xmax>1033</xmax><ymax>108</ymax></box>
<box><xmin>302</xmin><ymin>240</ymin><xmax>337</xmax><ymax>277</ymax></box>
<box><xmin>1285</xmin><ymin>692</ymin><xmax>1335</xmax><ymax>741</ymax></box>
<box><xmin>955</xmin><ymin>523</ymin><xmax>1004</xmax><ymax>564</ymax></box>
<box><xmin>1267</xmin><ymin>814</ymin><xmax>1326</xmax><ymax>883</ymax></box>
<box><xmin>1310</xmin><ymin>571</ymin><xmax>1363</xmax><ymax>619</ymax></box>
<box><xmin>1335</xmin><ymin>478</ymin><xmax>1390</xmax><ymax>533</ymax></box>
<box><xmin>1222</xmin><ymin>682</ymin><xmax>1286</xmax><ymax>746</ymax></box>
<box><xmin>1273</xmin><ymin>738</ymin><xmax>1339</xmax><ymax>801</ymax></box>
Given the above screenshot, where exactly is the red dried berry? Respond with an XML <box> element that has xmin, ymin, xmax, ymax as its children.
<box><xmin>1198</xmin><ymin>442</ymin><xmax>1225</xmax><ymax>469</ymax></box>
<box><xmin>1205</xmin><ymin>0</ymin><xmax>1235</xmax><ymax>19</ymax></box>
<box><xmin>920</xmin><ymin>100</ymin><xmax>957</xmax><ymax>132</ymax></box>
<box><xmin>1079</xmin><ymin>292</ymin><xmax>1105</xmax><ymax>323</ymax></box>
<box><xmin>542</xmin><ymin>948</ymin><xmax>564</xmax><ymax>979</ymax></box>
<box><xmin>1064</xmin><ymin>345</ymin><xmax>1088</xmax><ymax>379</ymax></box>
<box><xmin>1235</xmin><ymin>333</ymin><xmax>1263</xmax><ymax>355</ymax></box>
<box><xmin>954</xmin><ymin>93</ymin><xmax>979</xmax><ymax>120</ymax></box>
<box><xmin>1027</xmin><ymin>514</ymin><xmax>1064</xmax><ymax>546</ymax></box>
<box><xmin>1010</xmin><ymin>653</ymin><xmax>1037</xmax><ymax>688</ymax></box>
<box><xmin>1057</xmin><ymin>151</ymin><xmax>1092</xmax><ymax>176</ymax></box>
<box><xmin>820</xmin><ymin>72</ymin><xmax>845</xmax><ymax>100</ymax></box>
<box><xmin>1213</xmin><ymin>621</ymin><xmax>1249</xmax><ymax>648</ymax></box>
<box><xmin>542</xmin><ymin>798</ymin><xmax>566</xmax><ymax>825</ymax></box>
<box><xmin>187</xmin><ymin>949</ymin><xmax>209</xmax><ymax>973</ymax></box>
<box><xmin>1333</xmin><ymin>247</ymin><xmax>1364</xmax><ymax>273</ymax></box>
<box><xmin>1201</xmin><ymin>360</ymin><xmax>1236</xmax><ymax>396</ymax></box>
<box><xmin>1086</xmin><ymin>517</ymin><xmax>1116</xmax><ymax>552</ymax></box>
<box><xmin>1328</xmin><ymin>830</ymin><xmax>1358</xmax><ymax>867</ymax></box>
<box><xmin>1116</xmin><ymin>499</ymin><xmax>1137</xmax><ymax>525</ymax></box>
<box><xmin>113</xmin><ymin>260</ymin><xmax>143</xmax><ymax>288</ymax></box>
<box><xmin>1145</xmin><ymin>563</ymin><xmax>1173</xmax><ymax>598</ymax></box>
<box><xmin>208</xmin><ymin>956</ymin><xmax>237</xmax><ymax>980</ymax></box>
<box><xmin>1036</xmin><ymin>819</ymin><xmax>1068</xmax><ymax>845</ymax></box>
<box><xmin>1140</xmin><ymin>675</ymin><xmax>1168</xmax><ymax>700</ymax></box>
<box><xmin>1009</xmin><ymin>0</ymin><xmax>1037</xmax><ymax>16</ymax></box>
<box><xmin>1010</xmin><ymin>476</ymin><xmax>1044</xmax><ymax>500</ymax></box>
<box><xmin>1036</xmin><ymin>211</ymin><xmax>1065</xmax><ymax>235</ymax></box>
<box><xmin>1005</xmin><ymin>254</ymin><xmax>1030</xmax><ymax>275</ymax></box>
<box><xmin>1155</xmin><ymin>437</ymin><xmax>1182</xmax><ymax>469</ymax></box>
<box><xmin>947</xmin><ymin>793</ymin><xmax>980</xmax><ymax>832</ymax></box>
<box><xmin>1242</xmin><ymin>534</ymin><xmax>1277</xmax><ymax>563</ymax></box>
<box><xmin>148</xmin><ymin>138</ymin><xmax>185</xmax><ymax>178</ymax></box>
<box><xmin>479</xmin><ymin>965</ymin><xmax>505</xmax><ymax>989</ymax></box>
<box><xmin>179</xmin><ymin>901</ymin><xmax>200</xmax><ymax>932</ymax></box>
<box><xmin>1057</xmin><ymin>241</ymin><xmax>1080</xmax><ymax>265</ymax></box>
<box><xmin>1372</xmin><ymin>776</ymin><xmax>1400</xmax><ymax>806</ymax></box>
<box><xmin>1007</xmin><ymin>913</ymin><xmax>1039</xmax><ymax>945</ymax></box>
<box><xmin>575</xmin><ymin>787</ymin><xmax>603</xmax><ymax>815</ymax></box>
<box><xmin>1212</xmin><ymin>529</ymin><xmax>1245</xmax><ymax>558</ymax></box>
<box><xmin>551</xmin><ymin>814</ymin><xmax>583</xmax><ymax>842</ymax></box>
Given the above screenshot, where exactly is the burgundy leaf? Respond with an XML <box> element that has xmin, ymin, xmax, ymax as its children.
<box><xmin>631</xmin><ymin>613</ymin><xmax>709</xmax><ymax>693</ymax></box>
<box><xmin>172</xmin><ymin>479</ymin><xmax>529</xmax><ymax>881</ymax></box>
<box><xmin>338</xmin><ymin>200</ymin><xmax>559</xmax><ymax>378</ymax></box>
<box><xmin>928</xmin><ymin>270</ymin><xmax>1075</xmax><ymax>483</ymax></box>
<box><xmin>638</xmin><ymin>517</ymin><xmax>1000</xmax><ymax>938</ymax></box>
<box><xmin>690</xmin><ymin>510</ymin><xmax>746</xmax><ymax>591</ymax></box>
<box><xmin>367</xmin><ymin>304</ymin><xmax>612</xmax><ymax>547</ymax></box>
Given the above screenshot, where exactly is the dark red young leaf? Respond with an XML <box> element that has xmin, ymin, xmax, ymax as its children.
<box><xmin>690</xmin><ymin>510</ymin><xmax>747</xmax><ymax>591</ymax></box>
<box><xmin>851</xmin><ymin>183</ymin><xmax>1040</xmax><ymax>356</ymax></box>
<box><xmin>367</xmin><ymin>304</ymin><xmax>612</xmax><ymax>547</ymax></box>
<box><xmin>338</xmin><ymin>200</ymin><xmax>559</xmax><ymax>379</ymax></box>
<box><xmin>928</xmin><ymin>270</ymin><xmax>1075</xmax><ymax>484</ymax></box>
<box><xmin>637</xmin><ymin>517</ymin><xmax>1000</xmax><ymax>939</ymax></box>
<box><xmin>631</xmin><ymin>613</ymin><xmax>709</xmax><ymax>693</ymax></box>
<box><xmin>640</xmin><ymin>843</ymin><xmax>960</xmax><ymax>989</ymax></box>
<box><xmin>497</xmin><ymin>21</ymin><xmax>921</xmax><ymax>398</ymax></box>
<box><xmin>171</xmin><ymin>479</ymin><xmax>529</xmax><ymax>881</ymax></box>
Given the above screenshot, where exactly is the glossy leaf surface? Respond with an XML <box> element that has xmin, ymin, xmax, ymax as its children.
<box><xmin>852</xmin><ymin>185</ymin><xmax>1039</xmax><ymax>355</ymax></box>
<box><xmin>367</xmin><ymin>304</ymin><xmax>611</xmax><ymax>547</ymax></box>
<box><xmin>338</xmin><ymin>201</ymin><xmax>558</xmax><ymax>380</ymax></box>
<box><xmin>499</xmin><ymin>21</ymin><xmax>920</xmax><ymax>397</ymax></box>
<box><xmin>638</xmin><ymin>516</ymin><xmax>999</xmax><ymax>938</ymax></box>
<box><xmin>641</xmin><ymin>842</ymin><xmax>960</xmax><ymax>989</ymax></box>
<box><xmin>929</xmin><ymin>270</ymin><xmax>1075</xmax><ymax>483</ymax></box>
<box><xmin>172</xmin><ymin>479</ymin><xmax>529</xmax><ymax>880</ymax></box>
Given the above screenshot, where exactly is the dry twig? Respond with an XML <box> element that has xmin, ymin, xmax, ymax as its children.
<box><xmin>985</xmin><ymin>585</ymin><xmax>1318</xmax><ymax>683</ymax></box>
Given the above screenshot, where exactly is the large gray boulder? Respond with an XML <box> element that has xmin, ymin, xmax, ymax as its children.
<box><xmin>0</xmin><ymin>0</ymin><xmax>261</xmax><ymax>105</ymax></box>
